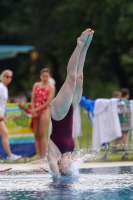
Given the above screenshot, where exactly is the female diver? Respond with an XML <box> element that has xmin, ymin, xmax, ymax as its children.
<box><xmin>47</xmin><ymin>28</ymin><xmax>94</xmax><ymax>179</ymax></box>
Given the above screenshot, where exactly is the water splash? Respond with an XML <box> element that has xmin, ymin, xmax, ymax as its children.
<box><xmin>52</xmin><ymin>149</ymin><xmax>96</xmax><ymax>182</ymax></box>
<box><xmin>71</xmin><ymin>149</ymin><xmax>95</xmax><ymax>176</ymax></box>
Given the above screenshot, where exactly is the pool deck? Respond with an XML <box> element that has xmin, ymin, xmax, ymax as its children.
<box><xmin>0</xmin><ymin>161</ymin><xmax>133</xmax><ymax>172</ymax></box>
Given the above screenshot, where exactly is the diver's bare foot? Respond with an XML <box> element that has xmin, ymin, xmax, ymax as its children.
<box><xmin>85</xmin><ymin>29</ymin><xmax>94</xmax><ymax>46</ymax></box>
<box><xmin>77</xmin><ymin>28</ymin><xmax>92</xmax><ymax>47</ymax></box>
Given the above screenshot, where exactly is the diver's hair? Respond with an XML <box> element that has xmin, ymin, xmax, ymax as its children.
<box><xmin>40</xmin><ymin>68</ymin><xmax>51</xmax><ymax>75</ymax></box>
<box><xmin>59</xmin><ymin>169</ymin><xmax>72</xmax><ymax>177</ymax></box>
<box><xmin>0</xmin><ymin>70</ymin><xmax>13</xmax><ymax>81</ymax></box>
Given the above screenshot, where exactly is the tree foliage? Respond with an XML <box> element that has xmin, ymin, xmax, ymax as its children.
<box><xmin>0</xmin><ymin>0</ymin><xmax>133</xmax><ymax>98</ymax></box>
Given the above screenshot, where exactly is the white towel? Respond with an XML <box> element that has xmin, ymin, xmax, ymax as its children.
<box><xmin>72</xmin><ymin>106</ymin><xmax>82</xmax><ymax>138</ymax></box>
<box><xmin>92</xmin><ymin>98</ymin><xmax>122</xmax><ymax>151</ymax></box>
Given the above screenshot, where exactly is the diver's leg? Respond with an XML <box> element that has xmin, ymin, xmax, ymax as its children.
<box><xmin>72</xmin><ymin>31</ymin><xmax>94</xmax><ymax>110</ymax></box>
<box><xmin>51</xmin><ymin>29</ymin><xmax>90</xmax><ymax>120</ymax></box>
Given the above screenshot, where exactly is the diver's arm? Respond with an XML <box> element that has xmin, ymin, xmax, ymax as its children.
<box><xmin>47</xmin><ymin>140</ymin><xmax>61</xmax><ymax>179</ymax></box>
<box><xmin>47</xmin><ymin>152</ymin><xmax>61</xmax><ymax>179</ymax></box>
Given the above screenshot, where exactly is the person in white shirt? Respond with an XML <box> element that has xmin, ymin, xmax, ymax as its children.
<box><xmin>0</xmin><ymin>70</ymin><xmax>21</xmax><ymax>161</ymax></box>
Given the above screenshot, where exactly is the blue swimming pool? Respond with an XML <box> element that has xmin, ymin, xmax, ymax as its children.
<box><xmin>0</xmin><ymin>166</ymin><xmax>133</xmax><ymax>200</ymax></box>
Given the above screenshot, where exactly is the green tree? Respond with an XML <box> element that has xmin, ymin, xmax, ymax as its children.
<box><xmin>0</xmin><ymin>0</ymin><xmax>133</xmax><ymax>98</ymax></box>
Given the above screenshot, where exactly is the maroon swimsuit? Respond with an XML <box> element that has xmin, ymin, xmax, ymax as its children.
<box><xmin>50</xmin><ymin>105</ymin><xmax>75</xmax><ymax>154</ymax></box>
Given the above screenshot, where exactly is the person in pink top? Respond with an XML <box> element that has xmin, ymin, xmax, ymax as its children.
<box><xmin>31</xmin><ymin>68</ymin><xmax>55</xmax><ymax>159</ymax></box>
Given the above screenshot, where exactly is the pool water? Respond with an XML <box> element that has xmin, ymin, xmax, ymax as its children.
<box><xmin>0</xmin><ymin>166</ymin><xmax>133</xmax><ymax>200</ymax></box>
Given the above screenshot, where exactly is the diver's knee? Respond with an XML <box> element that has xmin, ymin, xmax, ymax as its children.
<box><xmin>67</xmin><ymin>72</ymin><xmax>77</xmax><ymax>84</ymax></box>
<box><xmin>77</xmin><ymin>73</ymin><xmax>83</xmax><ymax>83</ymax></box>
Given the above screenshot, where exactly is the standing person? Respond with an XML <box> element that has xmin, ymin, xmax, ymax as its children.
<box><xmin>112</xmin><ymin>91</ymin><xmax>122</xmax><ymax>150</ymax></box>
<box><xmin>31</xmin><ymin>68</ymin><xmax>55</xmax><ymax>159</ymax></box>
<box><xmin>47</xmin><ymin>28</ymin><xmax>94</xmax><ymax>179</ymax></box>
<box><xmin>119</xmin><ymin>88</ymin><xmax>131</xmax><ymax>149</ymax></box>
<box><xmin>0</xmin><ymin>70</ymin><xmax>22</xmax><ymax>161</ymax></box>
